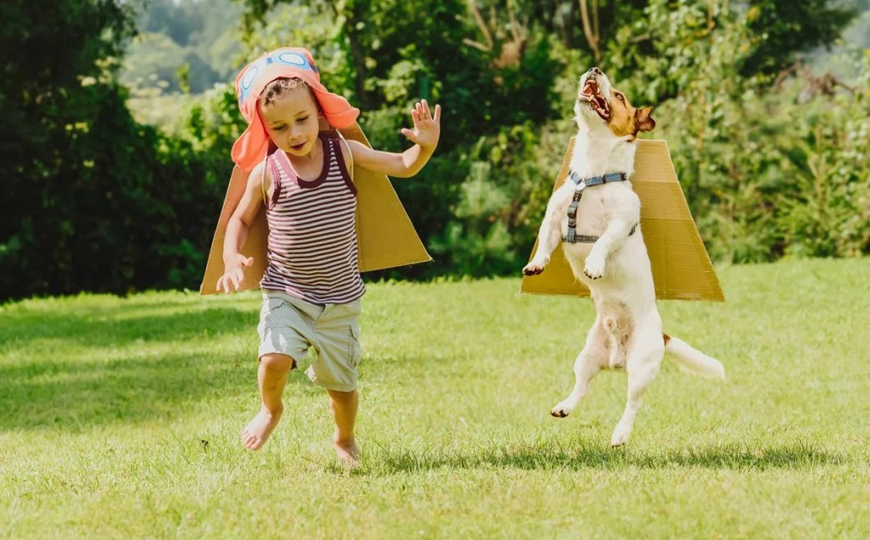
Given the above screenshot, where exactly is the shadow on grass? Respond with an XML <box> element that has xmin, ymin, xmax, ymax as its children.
<box><xmin>0</xmin><ymin>300</ymin><xmax>258</xmax><ymax>354</ymax></box>
<box><xmin>0</xmin><ymin>300</ymin><xmax>322</xmax><ymax>431</ymax></box>
<box><xmin>364</xmin><ymin>441</ymin><xmax>842</xmax><ymax>474</ymax></box>
<box><xmin>0</xmin><ymin>348</ymin><xmax>321</xmax><ymax>431</ymax></box>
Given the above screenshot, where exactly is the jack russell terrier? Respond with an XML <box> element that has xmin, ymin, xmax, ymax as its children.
<box><xmin>523</xmin><ymin>67</ymin><xmax>725</xmax><ymax>447</ymax></box>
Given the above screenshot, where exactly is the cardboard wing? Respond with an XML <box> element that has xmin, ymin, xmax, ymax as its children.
<box><xmin>199</xmin><ymin>123</ymin><xmax>432</xmax><ymax>295</ymax></box>
<box><xmin>520</xmin><ymin>138</ymin><xmax>724</xmax><ymax>301</ymax></box>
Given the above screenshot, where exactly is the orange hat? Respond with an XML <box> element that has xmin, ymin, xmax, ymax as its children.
<box><xmin>231</xmin><ymin>47</ymin><xmax>360</xmax><ymax>172</ymax></box>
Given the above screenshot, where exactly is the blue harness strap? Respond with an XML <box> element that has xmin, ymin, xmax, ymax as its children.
<box><xmin>563</xmin><ymin>171</ymin><xmax>637</xmax><ymax>243</ymax></box>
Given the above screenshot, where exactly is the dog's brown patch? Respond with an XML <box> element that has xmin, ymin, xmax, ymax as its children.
<box><xmin>607</xmin><ymin>88</ymin><xmax>655</xmax><ymax>138</ymax></box>
<box><xmin>663</xmin><ymin>333</ymin><xmax>671</xmax><ymax>345</ymax></box>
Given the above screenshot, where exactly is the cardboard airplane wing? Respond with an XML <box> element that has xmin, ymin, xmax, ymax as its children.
<box><xmin>199</xmin><ymin>123</ymin><xmax>432</xmax><ymax>295</ymax></box>
<box><xmin>520</xmin><ymin>138</ymin><xmax>724</xmax><ymax>301</ymax></box>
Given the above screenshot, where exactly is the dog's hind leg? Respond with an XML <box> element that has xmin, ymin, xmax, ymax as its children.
<box><xmin>609</xmin><ymin>325</ymin><xmax>664</xmax><ymax>447</ymax></box>
<box><xmin>550</xmin><ymin>321</ymin><xmax>606</xmax><ymax>418</ymax></box>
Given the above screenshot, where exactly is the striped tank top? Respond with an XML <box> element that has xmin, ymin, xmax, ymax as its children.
<box><xmin>260</xmin><ymin>136</ymin><xmax>366</xmax><ymax>305</ymax></box>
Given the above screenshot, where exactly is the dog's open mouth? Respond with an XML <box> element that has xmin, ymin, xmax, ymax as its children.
<box><xmin>580</xmin><ymin>79</ymin><xmax>610</xmax><ymax>121</ymax></box>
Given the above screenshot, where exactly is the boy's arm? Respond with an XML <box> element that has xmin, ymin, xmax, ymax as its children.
<box><xmin>218</xmin><ymin>161</ymin><xmax>269</xmax><ymax>293</ymax></box>
<box><xmin>347</xmin><ymin>100</ymin><xmax>441</xmax><ymax>178</ymax></box>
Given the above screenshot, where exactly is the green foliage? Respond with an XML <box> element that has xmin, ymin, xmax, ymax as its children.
<box><xmin>1</xmin><ymin>0</ymin><xmax>131</xmax><ymax>298</ymax></box>
<box><xmin>232</xmin><ymin>0</ymin><xmax>564</xmax><ymax>279</ymax></box>
<box><xmin>238</xmin><ymin>0</ymin><xmax>563</xmax><ymax>152</ymax></box>
<box><xmin>121</xmin><ymin>32</ymin><xmax>216</xmax><ymax>94</ymax></box>
<box><xmin>0</xmin><ymin>0</ymin><xmax>231</xmax><ymax>300</ymax></box>
<box><xmin>0</xmin><ymin>78</ymin><xmax>228</xmax><ymax>299</ymax></box>
<box><xmin>122</xmin><ymin>0</ymin><xmax>242</xmax><ymax>95</ymax></box>
<box><xmin>429</xmin><ymin>156</ymin><xmax>519</xmax><ymax>276</ymax></box>
<box><xmin>637</xmin><ymin>3</ymin><xmax>870</xmax><ymax>262</ymax></box>
<box><xmin>774</xmin><ymin>66</ymin><xmax>870</xmax><ymax>258</ymax></box>
<box><xmin>3</xmin><ymin>0</ymin><xmax>868</xmax><ymax>299</ymax></box>
<box><xmin>127</xmin><ymin>0</ymin><xmax>869</xmax><ymax>284</ymax></box>
<box><xmin>743</xmin><ymin>0</ymin><xmax>858</xmax><ymax>76</ymax></box>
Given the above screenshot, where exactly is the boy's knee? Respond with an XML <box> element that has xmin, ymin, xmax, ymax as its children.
<box><xmin>260</xmin><ymin>353</ymin><xmax>295</xmax><ymax>373</ymax></box>
<box><xmin>327</xmin><ymin>388</ymin><xmax>357</xmax><ymax>400</ymax></box>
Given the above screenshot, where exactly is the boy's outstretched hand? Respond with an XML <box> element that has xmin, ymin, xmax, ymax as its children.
<box><xmin>401</xmin><ymin>100</ymin><xmax>441</xmax><ymax>149</ymax></box>
<box><xmin>217</xmin><ymin>253</ymin><xmax>254</xmax><ymax>294</ymax></box>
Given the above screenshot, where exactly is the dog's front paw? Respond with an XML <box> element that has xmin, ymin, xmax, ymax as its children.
<box><xmin>523</xmin><ymin>259</ymin><xmax>547</xmax><ymax>276</ymax></box>
<box><xmin>583</xmin><ymin>254</ymin><xmax>606</xmax><ymax>280</ymax></box>
<box><xmin>549</xmin><ymin>399</ymin><xmax>577</xmax><ymax>418</ymax></box>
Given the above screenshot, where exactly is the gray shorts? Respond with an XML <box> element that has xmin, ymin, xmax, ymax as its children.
<box><xmin>257</xmin><ymin>291</ymin><xmax>362</xmax><ymax>392</ymax></box>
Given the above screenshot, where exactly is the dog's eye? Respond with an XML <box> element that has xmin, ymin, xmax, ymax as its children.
<box><xmin>615</xmin><ymin>93</ymin><xmax>625</xmax><ymax>102</ymax></box>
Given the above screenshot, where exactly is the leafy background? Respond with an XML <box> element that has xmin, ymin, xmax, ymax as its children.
<box><xmin>1</xmin><ymin>0</ymin><xmax>868</xmax><ymax>300</ymax></box>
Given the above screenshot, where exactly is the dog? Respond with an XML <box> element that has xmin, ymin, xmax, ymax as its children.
<box><xmin>523</xmin><ymin>67</ymin><xmax>725</xmax><ymax>447</ymax></box>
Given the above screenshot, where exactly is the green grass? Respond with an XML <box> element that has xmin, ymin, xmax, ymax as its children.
<box><xmin>2</xmin><ymin>258</ymin><xmax>869</xmax><ymax>539</ymax></box>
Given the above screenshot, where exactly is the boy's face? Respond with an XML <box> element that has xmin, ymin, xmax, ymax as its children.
<box><xmin>259</xmin><ymin>86</ymin><xmax>322</xmax><ymax>157</ymax></box>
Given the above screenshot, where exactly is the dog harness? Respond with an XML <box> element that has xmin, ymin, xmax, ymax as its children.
<box><xmin>563</xmin><ymin>170</ymin><xmax>638</xmax><ymax>243</ymax></box>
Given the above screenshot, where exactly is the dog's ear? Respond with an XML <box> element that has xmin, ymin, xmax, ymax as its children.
<box><xmin>636</xmin><ymin>106</ymin><xmax>656</xmax><ymax>133</ymax></box>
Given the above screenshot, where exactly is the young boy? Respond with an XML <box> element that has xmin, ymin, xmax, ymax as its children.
<box><xmin>217</xmin><ymin>48</ymin><xmax>440</xmax><ymax>464</ymax></box>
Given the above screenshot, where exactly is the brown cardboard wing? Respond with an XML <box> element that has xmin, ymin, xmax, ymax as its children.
<box><xmin>199</xmin><ymin>123</ymin><xmax>431</xmax><ymax>295</ymax></box>
<box><xmin>520</xmin><ymin>138</ymin><xmax>724</xmax><ymax>301</ymax></box>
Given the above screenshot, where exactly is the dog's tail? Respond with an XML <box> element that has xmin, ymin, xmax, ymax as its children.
<box><xmin>663</xmin><ymin>334</ymin><xmax>725</xmax><ymax>380</ymax></box>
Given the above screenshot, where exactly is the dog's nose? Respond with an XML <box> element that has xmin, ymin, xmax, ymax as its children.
<box><xmin>588</xmin><ymin>67</ymin><xmax>602</xmax><ymax>76</ymax></box>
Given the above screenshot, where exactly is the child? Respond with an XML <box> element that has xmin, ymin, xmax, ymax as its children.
<box><xmin>217</xmin><ymin>48</ymin><xmax>441</xmax><ymax>464</ymax></box>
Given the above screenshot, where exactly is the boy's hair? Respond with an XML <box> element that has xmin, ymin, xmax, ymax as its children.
<box><xmin>260</xmin><ymin>77</ymin><xmax>322</xmax><ymax>111</ymax></box>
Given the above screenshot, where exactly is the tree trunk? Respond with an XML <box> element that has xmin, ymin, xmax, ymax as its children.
<box><xmin>578</xmin><ymin>0</ymin><xmax>600</xmax><ymax>62</ymax></box>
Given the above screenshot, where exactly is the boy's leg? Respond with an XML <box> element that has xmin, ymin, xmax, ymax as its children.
<box><xmin>242</xmin><ymin>353</ymin><xmax>294</xmax><ymax>451</ymax></box>
<box><xmin>305</xmin><ymin>299</ymin><xmax>362</xmax><ymax>463</ymax></box>
<box><xmin>328</xmin><ymin>388</ymin><xmax>359</xmax><ymax>463</ymax></box>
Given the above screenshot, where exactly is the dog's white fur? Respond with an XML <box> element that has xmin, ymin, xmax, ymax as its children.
<box><xmin>524</xmin><ymin>69</ymin><xmax>724</xmax><ymax>447</ymax></box>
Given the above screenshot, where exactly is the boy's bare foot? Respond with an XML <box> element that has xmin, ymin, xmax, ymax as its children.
<box><xmin>241</xmin><ymin>406</ymin><xmax>283</xmax><ymax>451</ymax></box>
<box><xmin>333</xmin><ymin>437</ymin><xmax>360</xmax><ymax>466</ymax></box>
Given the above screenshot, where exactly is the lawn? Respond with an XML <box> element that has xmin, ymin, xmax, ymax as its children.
<box><xmin>2</xmin><ymin>258</ymin><xmax>869</xmax><ymax>539</ymax></box>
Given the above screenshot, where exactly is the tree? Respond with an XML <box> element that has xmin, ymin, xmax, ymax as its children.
<box><xmin>0</xmin><ymin>1</ymin><xmax>228</xmax><ymax>299</ymax></box>
<box><xmin>743</xmin><ymin>0</ymin><xmax>858</xmax><ymax>76</ymax></box>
